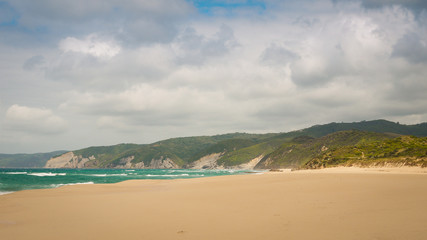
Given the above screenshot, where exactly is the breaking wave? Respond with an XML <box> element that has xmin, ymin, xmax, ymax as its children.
<box><xmin>28</xmin><ymin>173</ymin><xmax>66</xmax><ymax>177</ymax></box>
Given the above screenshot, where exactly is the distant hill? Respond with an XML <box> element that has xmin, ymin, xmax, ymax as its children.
<box><xmin>255</xmin><ymin>130</ymin><xmax>426</xmax><ymax>169</ymax></box>
<box><xmin>296</xmin><ymin>119</ymin><xmax>427</xmax><ymax>137</ymax></box>
<box><xmin>3</xmin><ymin>119</ymin><xmax>427</xmax><ymax>169</ymax></box>
<box><xmin>302</xmin><ymin>134</ymin><xmax>427</xmax><ymax>169</ymax></box>
<box><xmin>45</xmin><ymin>133</ymin><xmax>277</xmax><ymax>169</ymax></box>
<box><xmin>0</xmin><ymin>151</ymin><xmax>67</xmax><ymax>168</ymax></box>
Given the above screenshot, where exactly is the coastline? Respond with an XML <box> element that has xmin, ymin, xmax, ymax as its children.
<box><xmin>291</xmin><ymin>166</ymin><xmax>427</xmax><ymax>174</ymax></box>
<box><xmin>0</xmin><ymin>168</ymin><xmax>250</xmax><ymax>195</ymax></box>
<box><xmin>1</xmin><ymin>167</ymin><xmax>426</xmax><ymax>240</ymax></box>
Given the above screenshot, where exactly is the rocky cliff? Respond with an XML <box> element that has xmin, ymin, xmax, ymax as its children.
<box><xmin>45</xmin><ymin>152</ymin><xmax>93</xmax><ymax>168</ymax></box>
<box><xmin>41</xmin><ymin>120</ymin><xmax>427</xmax><ymax>170</ymax></box>
<box><xmin>45</xmin><ymin>152</ymin><xmax>179</xmax><ymax>169</ymax></box>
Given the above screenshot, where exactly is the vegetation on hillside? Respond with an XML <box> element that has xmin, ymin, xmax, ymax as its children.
<box><xmin>304</xmin><ymin>135</ymin><xmax>427</xmax><ymax>169</ymax></box>
<box><xmin>255</xmin><ymin>130</ymin><xmax>394</xmax><ymax>169</ymax></box>
<box><xmin>0</xmin><ymin>151</ymin><xmax>67</xmax><ymax>168</ymax></box>
<box><xmin>74</xmin><ymin>133</ymin><xmax>277</xmax><ymax>168</ymax></box>
<box><xmin>218</xmin><ymin>137</ymin><xmax>293</xmax><ymax>166</ymax></box>
<box><xmin>1</xmin><ymin>120</ymin><xmax>426</xmax><ymax>169</ymax></box>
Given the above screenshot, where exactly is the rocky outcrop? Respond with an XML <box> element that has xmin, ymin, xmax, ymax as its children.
<box><xmin>232</xmin><ymin>155</ymin><xmax>264</xmax><ymax>170</ymax></box>
<box><xmin>45</xmin><ymin>152</ymin><xmax>262</xmax><ymax>169</ymax></box>
<box><xmin>113</xmin><ymin>156</ymin><xmax>178</xmax><ymax>169</ymax></box>
<box><xmin>45</xmin><ymin>152</ymin><xmax>94</xmax><ymax>168</ymax></box>
<box><xmin>114</xmin><ymin>156</ymin><xmax>135</xmax><ymax>168</ymax></box>
<box><xmin>45</xmin><ymin>153</ymin><xmax>178</xmax><ymax>169</ymax></box>
<box><xmin>189</xmin><ymin>153</ymin><xmax>224</xmax><ymax>169</ymax></box>
<box><xmin>114</xmin><ymin>156</ymin><xmax>146</xmax><ymax>168</ymax></box>
<box><xmin>148</xmin><ymin>157</ymin><xmax>179</xmax><ymax>169</ymax></box>
<box><xmin>134</xmin><ymin>161</ymin><xmax>145</xmax><ymax>168</ymax></box>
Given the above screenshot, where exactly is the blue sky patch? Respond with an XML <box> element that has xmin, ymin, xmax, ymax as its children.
<box><xmin>0</xmin><ymin>1</ymin><xmax>19</xmax><ymax>27</ymax></box>
<box><xmin>188</xmin><ymin>0</ymin><xmax>267</xmax><ymax>16</ymax></box>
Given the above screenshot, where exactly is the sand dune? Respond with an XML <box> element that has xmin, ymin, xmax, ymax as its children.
<box><xmin>1</xmin><ymin>168</ymin><xmax>426</xmax><ymax>240</ymax></box>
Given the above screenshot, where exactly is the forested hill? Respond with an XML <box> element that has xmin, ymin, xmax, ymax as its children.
<box><xmin>298</xmin><ymin>120</ymin><xmax>427</xmax><ymax>137</ymax></box>
<box><xmin>0</xmin><ymin>151</ymin><xmax>67</xmax><ymax>168</ymax></box>
<box><xmin>256</xmin><ymin>130</ymin><xmax>427</xmax><ymax>169</ymax></box>
<box><xmin>1</xmin><ymin>120</ymin><xmax>426</xmax><ymax>169</ymax></box>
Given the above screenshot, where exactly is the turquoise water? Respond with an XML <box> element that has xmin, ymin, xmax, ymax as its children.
<box><xmin>0</xmin><ymin>168</ymin><xmax>252</xmax><ymax>195</ymax></box>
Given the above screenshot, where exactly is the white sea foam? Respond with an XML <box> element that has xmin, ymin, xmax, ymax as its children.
<box><xmin>0</xmin><ymin>191</ymin><xmax>13</xmax><ymax>196</ymax></box>
<box><xmin>145</xmin><ymin>173</ymin><xmax>191</xmax><ymax>177</ymax></box>
<box><xmin>50</xmin><ymin>182</ymin><xmax>94</xmax><ymax>188</ymax></box>
<box><xmin>91</xmin><ymin>174</ymin><xmax>107</xmax><ymax>177</ymax></box>
<box><xmin>28</xmin><ymin>173</ymin><xmax>66</xmax><ymax>177</ymax></box>
<box><xmin>91</xmin><ymin>173</ymin><xmax>127</xmax><ymax>177</ymax></box>
<box><xmin>125</xmin><ymin>170</ymin><xmax>135</xmax><ymax>172</ymax></box>
<box><xmin>5</xmin><ymin>172</ymin><xmax>28</xmax><ymax>174</ymax></box>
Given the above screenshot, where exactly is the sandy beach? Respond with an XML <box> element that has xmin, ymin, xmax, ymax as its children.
<box><xmin>1</xmin><ymin>167</ymin><xmax>426</xmax><ymax>240</ymax></box>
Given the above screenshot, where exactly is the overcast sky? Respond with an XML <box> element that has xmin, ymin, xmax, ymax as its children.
<box><xmin>1</xmin><ymin>0</ymin><xmax>426</xmax><ymax>153</ymax></box>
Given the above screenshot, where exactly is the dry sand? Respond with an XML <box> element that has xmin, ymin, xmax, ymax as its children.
<box><xmin>1</xmin><ymin>167</ymin><xmax>427</xmax><ymax>240</ymax></box>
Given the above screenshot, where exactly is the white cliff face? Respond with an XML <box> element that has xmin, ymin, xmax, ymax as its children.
<box><xmin>46</xmin><ymin>152</ymin><xmax>261</xmax><ymax>169</ymax></box>
<box><xmin>113</xmin><ymin>156</ymin><xmax>146</xmax><ymax>169</ymax></box>
<box><xmin>114</xmin><ymin>156</ymin><xmax>177</xmax><ymax>169</ymax></box>
<box><xmin>114</xmin><ymin>156</ymin><xmax>135</xmax><ymax>168</ymax></box>
<box><xmin>189</xmin><ymin>153</ymin><xmax>224</xmax><ymax>169</ymax></box>
<box><xmin>133</xmin><ymin>161</ymin><xmax>145</xmax><ymax>168</ymax></box>
<box><xmin>188</xmin><ymin>153</ymin><xmax>264</xmax><ymax>170</ymax></box>
<box><xmin>45</xmin><ymin>152</ymin><xmax>178</xmax><ymax>169</ymax></box>
<box><xmin>45</xmin><ymin>152</ymin><xmax>94</xmax><ymax>168</ymax></box>
<box><xmin>45</xmin><ymin>152</ymin><xmax>74</xmax><ymax>168</ymax></box>
<box><xmin>149</xmin><ymin>157</ymin><xmax>179</xmax><ymax>169</ymax></box>
<box><xmin>232</xmin><ymin>155</ymin><xmax>264</xmax><ymax>170</ymax></box>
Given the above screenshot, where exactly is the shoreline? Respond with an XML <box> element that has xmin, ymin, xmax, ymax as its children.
<box><xmin>1</xmin><ymin>166</ymin><xmax>425</xmax><ymax>196</ymax></box>
<box><xmin>286</xmin><ymin>166</ymin><xmax>427</xmax><ymax>174</ymax></box>
<box><xmin>1</xmin><ymin>167</ymin><xmax>426</xmax><ymax>239</ymax></box>
<box><xmin>0</xmin><ymin>168</ymin><xmax>254</xmax><ymax>196</ymax></box>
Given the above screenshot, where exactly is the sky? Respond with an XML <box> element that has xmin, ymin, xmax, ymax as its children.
<box><xmin>1</xmin><ymin>0</ymin><xmax>427</xmax><ymax>153</ymax></box>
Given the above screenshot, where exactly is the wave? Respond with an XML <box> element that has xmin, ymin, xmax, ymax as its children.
<box><xmin>90</xmin><ymin>173</ymin><xmax>128</xmax><ymax>177</ymax></box>
<box><xmin>1</xmin><ymin>169</ymin><xmax>245</xmax><ymax>193</ymax></box>
<box><xmin>91</xmin><ymin>174</ymin><xmax>107</xmax><ymax>177</ymax></box>
<box><xmin>145</xmin><ymin>173</ymin><xmax>192</xmax><ymax>177</ymax></box>
<box><xmin>28</xmin><ymin>173</ymin><xmax>67</xmax><ymax>177</ymax></box>
<box><xmin>50</xmin><ymin>182</ymin><xmax>94</xmax><ymax>188</ymax></box>
<box><xmin>0</xmin><ymin>191</ymin><xmax>13</xmax><ymax>196</ymax></box>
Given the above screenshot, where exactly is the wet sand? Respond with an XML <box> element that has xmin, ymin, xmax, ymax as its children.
<box><xmin>1</xmin><ymin>168</ymin><xmax>426</xmax><ymax>240</ymax></box>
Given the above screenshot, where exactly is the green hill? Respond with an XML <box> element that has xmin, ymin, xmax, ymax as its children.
<box><xmin>3</xmin><ymin>120</ymin><xmax>427</xmax><ymax>169</ymax></box>
<box><xmin>48</xmin><ymin>133</ymin><xmax>278</xmax><ymax>168</ymax></box>
<box><xmin>0</xmin><ymin>151</ymin><xmax>67</xmax><ymax>168</ymax></box>
<box><xmin>255</xmin><ymin>130</ymin><xmax>396</xmax><ymax>169</ymax></box>
<box><xmin>219</xmin><ymin>120</ymin><xmax>427</xmax><ymax>169</ymax></box>
<box><xmin>274</xmin><ymin>119</ymin><xmax>427</xmax><ymax>139</ymax></box>
<box><xmin>303</xmin><ymin>135</ymin><xmax>427</xmax><ymax>169</ymax></box>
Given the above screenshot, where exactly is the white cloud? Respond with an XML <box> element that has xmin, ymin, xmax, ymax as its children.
<box><xmin>59</xmin><ymin>34</ymin><xmax>121</xmax><ymax>59</ymax></box>
<box><xmin>392</xmin><ymin>32</ymin><xmax>427</xmax><ymax>63</ymax></box>
<box><xmin>23</xmin><ymin>55</ymin><xmax>45</xmax><ymax>71</ymax></box>
<box><xmin>1</xmin><ymin>0</ymin><xmax>427</xmax><ymax>153</ymax></box>
<box><xmin>172</xmin><ymin>25</ymin><xmax>239</xmax><ymax>65</ymax></box>
<box><xmin>4</xmin><ymin>105</ymin><xmax>67</xmax><ymax>134</ymax></box>
<box><xmin>359</xmin><ymin>0</ymin><xmax>427</xmax><ymax>11</ymax></box>
<box><xmin>260</xmin><ymin>44</ymin><xmax>299</xmax><ymax>66</ymax></box>
<box><xmin>60</xmin><ymin>84</ymin><xmax>233</xmax><ymax>125</ymax></box>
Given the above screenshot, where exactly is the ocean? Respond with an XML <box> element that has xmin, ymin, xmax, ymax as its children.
<box><xmin>0</xmin><ymin>168</ymin><xmax>255</xmax><ymax>195</ymax></box>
